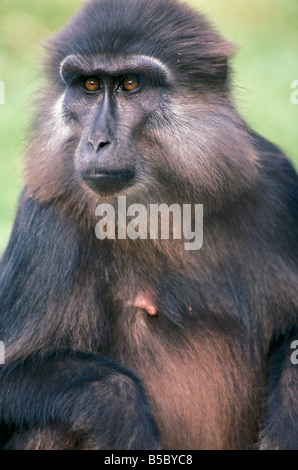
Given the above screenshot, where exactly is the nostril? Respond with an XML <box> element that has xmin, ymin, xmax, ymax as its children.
<box><xmin>98</xmin><ymin>141</ymin><xmax>110</xmax><ymax>150</ymax></box>
<box><xmin>87</xmin><ymin>140</ymin><xmax>111</xmax><ymax>151</ymax></box>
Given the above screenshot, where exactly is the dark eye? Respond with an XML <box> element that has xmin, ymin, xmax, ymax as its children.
<box><xmin>120</xmin><ymin>77</ymin><xmax>139</xmax><ymax>92</ymax></box>
<box><xmin>83</xmin><ymin>77</ymin><xmax>101</xmax><ymax>92</ymax></box>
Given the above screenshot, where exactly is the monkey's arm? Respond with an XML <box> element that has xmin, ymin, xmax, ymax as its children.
<box><xmin>0</xmin><ymin>352</ymin><xmax>160</xmax><ymax>450</ymax></box>
<box><xmin>258</xmin><ymin>329</ymin><xmax>298</xmax><ymax>450</ymax></box>
<box><xmin>0</xmin><ymin>195</ymin><xmax>160</xmax><ymax>450</ymax></box>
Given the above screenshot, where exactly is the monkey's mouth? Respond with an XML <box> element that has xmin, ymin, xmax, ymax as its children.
<box><xmin>80</xmin><ymin>169</ymin><xmax>135</xmax><ymax>195</ymax></box>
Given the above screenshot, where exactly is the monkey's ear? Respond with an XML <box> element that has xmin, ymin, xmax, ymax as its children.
<box><xmin>203</xmin><ymin>39</ymin><xmax>237</xmax><ymax>84</ymax></box>
<box><xmin>184</xmin><ymin>28</ymin><xmax>236</xmax><ymax>87</ymax></box>
<box><xmin>216</xmin><ymin>54</ymin><xmax>234</xmax><ymax>82</ymax></box>
<box><xmin>213</xmin><ymin>37</ymin><xmax>236</xmax><ymax>77</ymax></box>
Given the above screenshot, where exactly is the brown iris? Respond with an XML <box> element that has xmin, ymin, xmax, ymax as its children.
<box><xmin>122</xmin><ymin>77</ymin><xmax>138</xmax><ymax>91</ymax></box>
<box><xmin>84</xmin><ymin>77</ymin><xmax>101</xmax><ymax>92</ymax></box>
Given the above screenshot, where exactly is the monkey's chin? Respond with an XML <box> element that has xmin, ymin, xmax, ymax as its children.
<box><xmin>80</xmin><ymin>169</ymin><xmax>135</xmax><ymax>197</ymax></box>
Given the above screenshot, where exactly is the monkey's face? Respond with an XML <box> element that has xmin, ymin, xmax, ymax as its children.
<box><xmin>24</xmin><ymin>0</ymin><xmax>260</xmax><ymax>219</ymax></box>
<box><xmin>60</xmin><ymin>55</ymin><xmax>169</xmax><ymax>198</ymax></box>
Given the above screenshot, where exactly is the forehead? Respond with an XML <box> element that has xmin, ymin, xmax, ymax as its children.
<box><xmin>52</xmin><ymin>0</ymin><xmax>223</xmax><ymax>62</ymax></box>
<box><xmin>55</xmin><ymin>0</ymin><xmax>193</xmax><ymax>55</ymax></box>
<box><xmin>48</xmin><ymin>0</ymin><xmax>233</xmax><ymax>91</ymax></box>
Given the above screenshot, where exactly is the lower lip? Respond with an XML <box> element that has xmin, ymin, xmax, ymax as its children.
<box><xmin>80</xmin><ymin>170</ymin><xmax>135</xmax><ymax>195</ymax></box>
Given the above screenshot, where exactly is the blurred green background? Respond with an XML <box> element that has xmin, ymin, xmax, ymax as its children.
<box><xmin>0</xmin><ymin>0</ymin><xmax>297</xmax><ymax>254</ymax></box>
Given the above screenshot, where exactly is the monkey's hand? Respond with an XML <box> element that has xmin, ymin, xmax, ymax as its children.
<box><xmin>0</xmin><ymin>352</ymin><xmax>161</xmax><ymax>450</ymax></box>
<box><xmin>258</xmin><ymin>331</ymin><xmax>298</xmax><ymax>450</ymax></box>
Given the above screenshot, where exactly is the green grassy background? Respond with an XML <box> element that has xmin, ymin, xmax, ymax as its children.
<box><xmin>0</xmin><ymin>0</ymin><xmax>297</xmax><ymax>255</ymax></box>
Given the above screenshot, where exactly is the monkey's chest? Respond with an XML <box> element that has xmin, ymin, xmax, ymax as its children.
<box><xmin>106</xmin><ymin>306</ymin><xmax>260</xmax><ymax>450</ymax></box>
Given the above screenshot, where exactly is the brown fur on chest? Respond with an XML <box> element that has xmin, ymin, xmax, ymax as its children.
<box><xmin>106</xmin><ymin>307</ymin><xmax>263</xmax><ymax>449</ymax></box>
